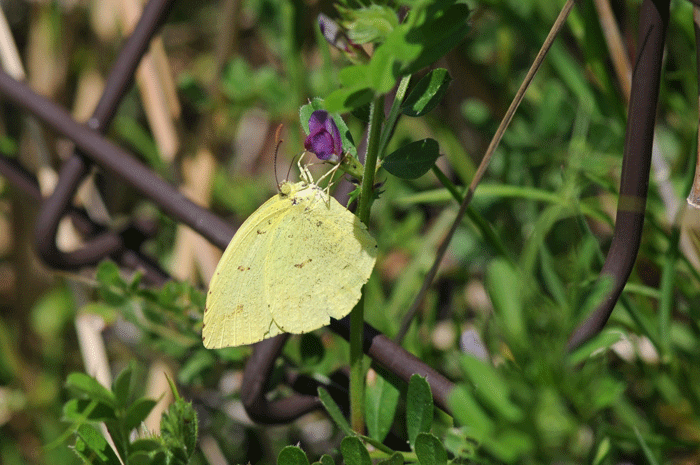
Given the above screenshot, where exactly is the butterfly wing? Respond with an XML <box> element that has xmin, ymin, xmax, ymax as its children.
<box><xmin>203</xmin><ymin>194</ymin><xmax>288</xmax><ymax>348</ymax></box>
<box><xmin>264</xmin><ymin>184</ymin><xmax>378</xmax><ymax>334</ymax></box>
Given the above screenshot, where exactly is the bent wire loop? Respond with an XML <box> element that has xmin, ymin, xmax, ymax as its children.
<box><xmin>0</xmin><ymin>0</ymin><xmax>675</xmax><ymax>423</ymax></box>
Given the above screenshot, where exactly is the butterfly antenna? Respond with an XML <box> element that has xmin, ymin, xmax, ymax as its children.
<box><xmin>273</xmin><ymin>124</ymin><xmax>284</xmax><ymax>188</ymax></box>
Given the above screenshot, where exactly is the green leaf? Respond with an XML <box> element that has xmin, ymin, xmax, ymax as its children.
<box><xmin>124</xmin><ymin>398</ymin><xmax>158</xmax><ymax>431</ymax></box>
<box><xmin>299</xmin><ymin>98</ymin><xmax>323</xmax><ymax>133</ymax></box>
<box><xmin>482</xmin><ymin>429</ymin><xmax>533</xmax><ymax>463</ymax></box>
<box><xmin>589</xmin><ymin>377</ymin><xmax>626</xmax><ymax>410</ymax></box>
<box><xmin>160</xmin><ymin>382</ymin><xmax>198</xmax><ymax>461</ymax></box>
<box><xmin>113</xmin><ymin>116</ymin><xmax>165</xmax><ymax>173</ymax></box>
<box><xmin>402</xmin><ymin>69</ymin><xmax>452</xmax><ymax>117</ymax></box>
<box><xmin>415</xmin><ymin>432</ymin><xmax>447</xmax><ymax>465</ymax></box>
<box><xmin>486</xmin><ymin>259</ymin><xmax>525</xmax><ymax>347</ymax></box>
<box><xmin>128</xmin><ymin>451</ymin><xmax>160</xmax><ymax>465</ymax></box>
<box><xmin>385</xmin><ymin>3</ymin><xmax>470</xmax><ymax>76</ymax></box>
<box><xmin>278</xmin><ymin>446</ymin><xmax>311</xmax><ymax>465</ymax></box>
<box><xmin>221</xmin><ymin>57</ymin><xmax>287</xmax><ymax>107</ymax></box>
<box><xmin>178</xmin><ymin>73</ymin><xmax>210</xmax><ymax>109</ymax></box>
<box><xmin>65</xmin><ymin>373</ymin><xmax>116</xmax><ymax>408</ymax></box>
<box><xmin>568</xmin><ymin>329</ymin><xmax>623</xmax><ymax>365</ymax></box>
<box><xmin>79</xmin><ymin>302</ymin><xmax>118</xmax><ymax>324</ymax></box>
<box><xmin>318</xmin><ymin>387</ymin><xmax>353</xmax><ymax>436</ymax></box>
<box><xmin>406</xmin><ymin>374</ymin><xmax>433</xmax><ymax>448</ymax></box>
<box><xmin>178</xmin><ymin>349</ymin><xmax>217</xmax><ymax>384</ymax></box>
<box><xmin>317</xmin><ymin>454</ymin><xmax>335</xmax><ymax>465</ymax></box>
<box><xmin>407</xmin><ymin>4</ymin><xmax>470</xmax><ymax>71</ymax></box>
<box><xmin>591</xmin><ymin>437</ymin><xmax>611</xmax><ymax>465</ymax></box>
<box><xmin>30</xmin><ymin>285</ymin><xmax>74</xmax><ymax>339</ymax></box>
<box><xmin>459</xmin><ymin>355</ymin><xmax>522</xmax><ymax>422</ymax></box>
<box><xmin>96</xmin><ymin>261</ymin><xmax>128</xmax><ymax>306</ymax></box>
<box><xmin>377</xmin><ymin>452</ymin><xmax>404</xmax><ymax>465</ymax></box>
<box><xmin>129</xmin><ymin>437</ymin><xmax>163</xmax><ymax>454</ymax></box>
<box><xmin>324</xmin><ymin>86</ymin><xmax>375</xmax><ymax>114</ymax></box>
<box><xmin>128</xmin><ymin>438</ymin><xmax>168</xmax><ymax>465</ymax></box>
<box><xmin>324</xmin><ymin>3</ymin><xmax>468</xmax><ymax>114</ymax></box>
<box><xmin>73</xmin><ymin>424</ymin><xmax>122</xmax><ymax>465</ymax></box>
<box><xmin>340</xmin><ymin>436</ymin><xmax>372</xmax><ymax>465</ymax></box>
<box><xmin>300</xmin><ymin>333</ymin><xmax>325</xmax><ymax>366</ymax></box>
<box><xmin>351</xmin><ymin>103</ymin><xmax>371</xmax><ymax>123</ymax></box>
<box><xmin>338</xmin><ymin>63</ymin><xmax>371</xmax><ymax>88</ymax></box>
<box><xmin>0</xmin><ymin>134</ymin><xmax>17</xmax><ymax>157</ymax></box>
<box><xmin>382</xmin><ymin>139</ymin><xmax>440</xmax><ymax>179</ymax></box>
<box><xmin>365</xmin><ymin>369</ymin><xmax>400</xmax><ymax>443</ymax></box>
<box><xmin>447</xmin><ymin>386</ymin><xmax>494</xmax><ymax>441</ymax></box>
<box><xmin>112</xmin><ymin>363</ymin><xmax>134</xmax><ymax>409</ymax></box>
<box><xmin>443</xmin><ymin>427</ymin><xmax>476</xmax><ymax>459</ymax></box>
<box><xmin>63</xmin><ymin>398</ymin><xmax>116</xmax><ymax>422</ymax></box>
<box><xmin>339</xmin><ymin>4</ymin><xmax>399</xmax><ymax>44</ymax></box>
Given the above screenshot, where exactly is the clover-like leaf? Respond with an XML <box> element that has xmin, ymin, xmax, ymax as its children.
<box><xmin>382</xmin><ymin>139</ymin><xmax>440</xmax><ymax>179</ymax></box>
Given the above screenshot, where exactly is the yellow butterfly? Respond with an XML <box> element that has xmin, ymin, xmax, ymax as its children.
<box><xmin>203</xmin><ymin>169</ymin><xmax>377</xmax><ymax>348</ymax></box>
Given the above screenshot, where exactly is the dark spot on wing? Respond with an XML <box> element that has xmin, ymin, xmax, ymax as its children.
<box><xmin>294</xmin><ymin>258</ymin><xmax>312</xmax><ymax>268</ymax></box>
<box><xmin>227</xmin><ymin>304</ymin><xmax>244</xmax><ymax>318</ymax></box>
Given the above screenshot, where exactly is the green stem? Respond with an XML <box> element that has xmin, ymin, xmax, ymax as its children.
<box><xmin>359</xmin><ymin>95</ymin><xmax>384</xmax><ymax>224</ymax></box>
<box><xmin>377</xmin><ymin>75</ymin><xmax>411</xmax><ymax>160</ymax></box>
<box><xmin>350</xmin><ymin>96</ymin><xmax>384</xmax><ymax>433</ymax></box>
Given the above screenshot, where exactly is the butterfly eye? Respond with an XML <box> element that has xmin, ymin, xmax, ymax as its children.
<box><xmin>279</xmin><ymin>182</ymin><xmax>292</xmax><ymax>196</ymax></box>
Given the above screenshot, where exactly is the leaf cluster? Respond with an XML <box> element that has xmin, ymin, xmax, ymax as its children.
<box><xmin>62</xmin><ymin>363</ymin><xmax>197</xmax><ymax>465</ymax></box>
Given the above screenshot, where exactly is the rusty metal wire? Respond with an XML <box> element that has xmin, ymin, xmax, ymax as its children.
<box><xmin>0</xmin><ymin>0</ymin><xmax>674</xmax><ymax>425</ymax></box>
<box><xmin>567</xmin><ymin>0</ymin><xmax>669</xmax><ymax>350</ymax></box>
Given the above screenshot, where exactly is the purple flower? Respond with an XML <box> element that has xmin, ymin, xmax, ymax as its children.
<box><xmin>304</xmin><ymin>110</ymin><xmax>343</xmax><ymax>162</ymax></box>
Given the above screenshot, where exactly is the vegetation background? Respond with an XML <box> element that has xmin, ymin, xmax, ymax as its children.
<box><xmin>0</xmin><ymin>0</ymin><xmax>699</xmax><ymax>463</ymax></box>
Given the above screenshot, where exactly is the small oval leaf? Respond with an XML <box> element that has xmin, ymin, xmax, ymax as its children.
<box><xmin>365</xmin><ymin>369</ymin><xmax>400</xmax><ymax>443</ymax></box>
<box><xmin>74</xmin><ymin>424</ymin><xmax>122</xmax><ymax>465</ymax></box>
<box><xmin>113</xmin><ymin>363</ymin><xmax>135</xmax><ymax>409</ymax></box>
<box><xmin>65</xmin><ymin>373</ymin><xmax>116</xmax><ymax>408</ymax></box>
<box><xmin>124</xmin><ymin>398</ymin><xmax>158</xmax><ymax>431</ymax></box>
<box><xmin>377</xmin><ymin>452</ymin><xmax>404</xmax><ymax>465</ymax></box>
<box><xmin>341</xmin><ymin>437</ymin><xmax>371</xmax><ymax>465</ymax></box>
<box><xmin>486</xmin><ymin>259</ymin><xmax>525</xmax><ymax>347</ymax></box>
<box><xmin>459</xmin><ymin>355</ymin><xmax>522</xmax><ymax>422</ymax></box>
<box><xmin>415</xmin><ymin>432</ymin><xmax>447</xmax><ymax>465</ymax></box>
<box><xmin>402</xmin><ymin>69</ymin><xmax>452</xmax><ymax>117</ymax></box>
<box><xmin>382</xmin><ymin>139</ymin><xmax>440</xmax><ymax>180</ymax></box>
<box><xmin>318</xmin><ymin>387</ymin><xmax>353</xmax><ymax>436</ymax></box>
<box><xmin>447</xmin><ymin>386</ymin><xmax>494</xmax><ymax>442</ymax></box>
<box><xmin>406</xmin><ymin>374</ymin><xmax>433</xmax><ymax>448</ymax></box>
<box><xmin>278</xmin><ymin>446</ymin><xmax>311</xmax><ymax>465</ymax></box>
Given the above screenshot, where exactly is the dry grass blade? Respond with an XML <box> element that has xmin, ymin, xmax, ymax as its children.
<box><xmin>688</xmin><ymin>6</ymin><xmax>700</xmax><ymax>209</ymax></box>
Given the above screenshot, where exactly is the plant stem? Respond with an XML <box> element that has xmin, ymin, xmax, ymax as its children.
<box><xmin>359</xmin><ymin>95</ymin><xmax>384</xmax><ymax>224</ymax></box>
<box><xmin>377</xmin><ymin>75</ymin><xmax>410</xmax><ymax>160</ymax></box>
<box><xmin>350</xmin><ymin>95</ymin><xmax>384</xmax><ymax>433</ymax></box>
